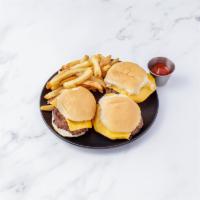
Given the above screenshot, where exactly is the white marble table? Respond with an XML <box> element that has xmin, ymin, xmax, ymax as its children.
<box><xmin>0</xmin><ymin>0</ymin><xmax>199</xmax><ymax>199</ymax></box>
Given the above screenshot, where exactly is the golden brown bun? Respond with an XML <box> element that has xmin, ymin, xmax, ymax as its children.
<box><xmin>99</xmin><ymin>94</ymin><xmax>142</xmax><ymax>132</ymax></box>
<box><xmin>104</xmin><ymin>62</ymin><xmax>148</xmax><ymax>94</ymax></box>
<box><xmin>56</xmin><ymin>86</ymin><xmax>96</xmax><ymax>121</ymax></box>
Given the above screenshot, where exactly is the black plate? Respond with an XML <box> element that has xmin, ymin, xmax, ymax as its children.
<box><xmin>40</xmin><ymin>73</ymin><xmax>159</xmax><ymax>149</ymax></box>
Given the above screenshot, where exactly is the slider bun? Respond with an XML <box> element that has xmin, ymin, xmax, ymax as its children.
<box><xmin>99</xmin><ymin>94</ymin><xmax>142</xmax><ymax>133</ymax></box>
<box><xmin>104</xmin><ymin>62</ymin><xmax>148</xmax><ymax>94</ymax></box>
<box><xmin>56</xmin><ymin>86</ymin><xmax>96</xmax><ymax>121</ymax></box>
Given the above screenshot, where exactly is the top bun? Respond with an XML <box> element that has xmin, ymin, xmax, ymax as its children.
<box><xmin>104</xmin><ymin>62</ymin><xmax>148</xmax><ymax>94</ymax></box>
<box><xmin>56</xmin><ymin>86</ymin><xmax>96</xmax><ymax>121</ymax></box>
<box><xmin>99</xmin><ymin>94</ymin><xmax>142</xmax><ymax>132</ymax></box>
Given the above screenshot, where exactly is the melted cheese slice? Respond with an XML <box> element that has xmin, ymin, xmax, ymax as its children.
<box><xmin>66</xmin><ymin>119</ymin><xmax>92</xmax><ymax>131</ymax></box>
<box><xmin>93</xmin><ymin>106</ymin><xmax>131</xmax><ymax>140</ymax></box>
<box><xmin>110</xmin><ymin>74</ymin><xmax>156</xmax><ymax>103</ymax></box>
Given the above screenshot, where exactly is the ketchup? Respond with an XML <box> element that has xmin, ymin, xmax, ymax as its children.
<box><xmin>150</xmin><ymin>63</ymin><xmax>171</xmax><ymax>75</ymax></box>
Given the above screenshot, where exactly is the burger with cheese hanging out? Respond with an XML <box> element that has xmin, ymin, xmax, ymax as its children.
<box><xmin>52</xmin><ymin>86</ymin><xmax>96</xmax><ymax>137</ymax></box>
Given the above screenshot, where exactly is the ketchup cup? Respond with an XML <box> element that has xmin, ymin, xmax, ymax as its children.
<box><xmin>148</xmin><ymin>57</ymin><xmax>175</xmax><ymax>86</ymax></box>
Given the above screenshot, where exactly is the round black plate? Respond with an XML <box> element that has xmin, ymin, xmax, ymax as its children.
<box><xmin>40</xmin><ymin>73</ymin><xmax>159</xmax><ymax>149</ymax></box>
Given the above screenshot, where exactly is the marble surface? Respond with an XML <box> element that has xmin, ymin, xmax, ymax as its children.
<box><xmin>0</xmin><ymin>0</ymin><xmax>200</xmax><ymax>199</ymax></box>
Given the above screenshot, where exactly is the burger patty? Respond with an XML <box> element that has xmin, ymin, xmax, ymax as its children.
<box><xmin>52</xmin><ymin>109</ymin><xmax>88</xmax><ymax>135</ymax></box>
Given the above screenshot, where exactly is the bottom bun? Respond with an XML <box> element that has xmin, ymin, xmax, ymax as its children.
<box><xmin>52</xmin><ymin>115</ymin><xmax>86</xmax><ymax>138</ymax></box>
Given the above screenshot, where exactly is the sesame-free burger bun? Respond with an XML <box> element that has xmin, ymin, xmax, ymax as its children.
<box><xmin>104</xmin><ymin>62</ymin><xmax>148</xmax><ymax>95</ymax></box>
<box><xmin>56</xmin><ymin>86</ymin><xmax>96</xmax><ymax>122</ymax></box>
<box><xmin>99</xmin><ymin>94</ymin><xmax>142</xmax><ymax>133</ymax></box>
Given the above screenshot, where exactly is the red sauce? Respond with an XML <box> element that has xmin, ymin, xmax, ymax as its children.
<box><xmin>151</xmin><ymin>63</ymin><xmax>171</xmax><ymax>75</ymax></box>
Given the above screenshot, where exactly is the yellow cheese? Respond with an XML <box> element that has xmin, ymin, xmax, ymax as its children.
<box><xmin>66</xmin><ymin>119</ymin><xmax>92</xmax><ymax>131</ymax></box>
<box><xmin>110</xmin><ymin>74</ymin><xmax>156</xmax><ymax>103</ymax></box>
<box><xmin>93</xmin><ymin>106</ymin><xmax>131</xmax><ymax>140</ymax></box>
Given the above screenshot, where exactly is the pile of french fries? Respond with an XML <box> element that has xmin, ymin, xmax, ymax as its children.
<box><xmin>40</xmin><ymin>54</ymin><xmax>119</xmax><ymax>111</ymax></box>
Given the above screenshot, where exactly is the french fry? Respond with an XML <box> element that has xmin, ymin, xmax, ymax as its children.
<box><xmin>100</xmin><ymin>55</ymin><xmax>111</xmax><ymax>67</ymax></box>
<box><xmin>76</xmin><ymin>72</ymin><xmax>84</xmax><ymax>76</ymax></box>
<box><xmin>47</xmin><ymin>97</ymin><xmax>57</xmax><ymax>106</ymax></box>
<box><xmin>61</xmin><ymin>59</ymin><xmax>80</xmax><ymax>70</ymax></box>
<box><xmin>80</xmin><ymin>55</ymin><xmax>89</xmax><ymax>63</ymax></box>
<box><xmin>90</xmin><ymin>76</ymin><xmax>106</xmax><ymax>88</ymax></box>
<box><xmin>61</xmin><ymin>55</ymin><xmax>89</xmax><ymax>70</ymax></box>
<box><xmin>91</xmin><ymin>56</ymin><xmax>102</xmax><ymax>77</ymax></box>
<box><xmin>44</xmin><ymin>87</ymin><xmax>63</xmax><ymax>99</ymax></box>
<box><xmin>40</xmin><ymin>105</ymin><xmax>54</xmax><ymax>111</ymax></box>
<box><xmin>48</xmin><ymin>68</ymin><xmax>88</xmax><ymax>88</ymax></box>
<box><xmin>110</xmin><ymin>58</ymin><xmax>119</xmax><ymax>65</ymax></box>
<box><xmin>80</xmin><ymin>84</ymin><xmax>94</xmax><ymax>90</ymax></box>
<box><xmin>63</xmin><ymin>69</ymin><xmax>93</xmax><ymax>88</ymax></box>
<box><xmin>95</xmin><ymin>54</ymin><xmax>102</xmax><ymax>61</ymax></box>
<box><xmin>59</xmin><ymin>76</ymin><xmax>77</xmax><ymax>86</ymax></box>
<box><xmin>102</xmin><ymin>64</ymin><xmax>111</xmax><ymax>72</ymax></box>
<box><xmin>82</xmin><ymin>80</ymin><xmax>103</xmax><ymax>93</ymax></box>
<box><xmin>101</xmin><ymin>64</ymin><xmax>112</xmax><ymax>77</ymax></box>
<box><xmin>51</xmin><ymin>84</ymin><xmax>60</xmax><ymax>90</ymax></box>
<box><xmin>70</xmin><ymin>60</ymin><xmax>92</xmax><ymax>69</ymax></box>
<box><xmin>46</xmin><ymin>82</ymin><xmax>51</xmax><ymax>89</ymax></box>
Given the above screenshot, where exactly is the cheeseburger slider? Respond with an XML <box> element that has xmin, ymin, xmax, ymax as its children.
<box><xmin>52</xmin><ymin>86</ymin><xmax>96</xmax><ymax>137</ymax></box>
<box><xmin>104</xmin><ymin>62</ymin><xmax>156</xmax><ymax>103</ymax></box>
<box><xmin>93</xmin><ymin>94</ymin><xmax>143</xmax><ymax>140</ymax></box>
